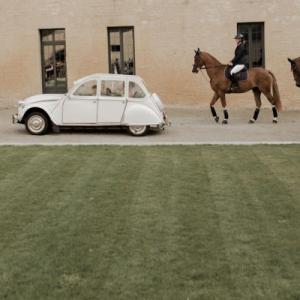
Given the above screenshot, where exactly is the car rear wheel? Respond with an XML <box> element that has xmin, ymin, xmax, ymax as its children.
<box><xmin>25</xmin><ymin>111</ymin><xmax>49</xmax><ymax>135</ymax></box>
<box><xmin>127</xmin><ymin>125</ymin><xmax>149</xmax><ymax>136</ymax></box>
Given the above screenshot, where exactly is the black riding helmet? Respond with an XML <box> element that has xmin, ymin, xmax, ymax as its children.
<box><xmin>234</xmin><ymin>33</ymin><xmax>244</xmax><ymax>40</ymax></box>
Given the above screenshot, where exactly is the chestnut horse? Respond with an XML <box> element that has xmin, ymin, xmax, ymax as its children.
<box><xmin>192</xmin><ymin>49</ymin><xmax>282</xmax><ymax>124</ymax></box>
<box><xmin>288</xmin><ymin>57</ymin><xmax>300</xmax><ymax>87</ymax></box>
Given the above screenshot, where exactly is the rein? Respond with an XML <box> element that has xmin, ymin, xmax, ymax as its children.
<box><xmin>200</xmin><ymin>69</ymin><xmax>210</xmax><ymax>83</ymax></box>
<box><xmin>199</xmin><ymin>65</ymin><xmax>226</xmax><ymax>70</ymax></box>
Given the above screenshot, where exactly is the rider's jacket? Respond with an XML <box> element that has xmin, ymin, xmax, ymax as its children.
<box><xmin>231</xmin><ymin>42</ymin><xmax>248</xmax><ymax>66</ymax></box>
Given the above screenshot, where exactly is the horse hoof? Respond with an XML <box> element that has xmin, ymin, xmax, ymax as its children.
<box><xmin>273</xmin><ymin>119</ymin><xmax>278</xmax><ymax>124</ymax></box>
<box><xmin>222</xmin><ymin>119</ymin><xmax>228</xmax><ymax>125</ymax></box>
<box><xmin>214</xmin><ymin>116</ymin><xmax>219</xmax><ymax>123</ymax></box>
<box><xmin>249</xmin><ymin>119</ymin><xmax>255</xmax><ymax>124</ymax></box>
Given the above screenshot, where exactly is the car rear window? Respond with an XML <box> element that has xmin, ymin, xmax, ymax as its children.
<box><xmin>129</xmin><ymin>82</ymin><xmax>146</xmax><ymax>98</ymax></box>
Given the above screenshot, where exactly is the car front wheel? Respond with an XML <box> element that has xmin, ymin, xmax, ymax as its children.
<box><xmin>25</xmin><ymin>112</ymin><xmax>49</xmax><ymax>135</ymax></box>
<box><xmin>127</xmin><ymin>125</ymin><xmax>149</xmax><ymax>136</ymax></box>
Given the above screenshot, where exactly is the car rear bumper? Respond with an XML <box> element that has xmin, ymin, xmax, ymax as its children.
<box><xmin>163</xmin><ymin>112</ymin><xmax>171</xmax><ymax>126</ymax></box>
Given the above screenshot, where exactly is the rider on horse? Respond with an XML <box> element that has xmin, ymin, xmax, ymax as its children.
<box><xmin>228</xmin><ymin>33</ymin><xmax>248</xmax><ymax>91</ymax></box>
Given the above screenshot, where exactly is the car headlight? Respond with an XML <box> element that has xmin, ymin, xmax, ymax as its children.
<box><xmin>18</xmin><ymin>101</ymin><xmax>26</xmax><ymax>109</ymax></box>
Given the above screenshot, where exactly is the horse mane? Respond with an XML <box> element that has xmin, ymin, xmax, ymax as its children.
<box><xmin>203</xmin><ymin>52</ymin><xmax>224</xmax><ymax>66</ymax></box>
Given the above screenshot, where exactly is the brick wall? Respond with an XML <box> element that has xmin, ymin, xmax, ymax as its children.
<box><xmin>0</xmin><ymin>0</ymin><xmax>299</xmax><ymax>109</ymax></box>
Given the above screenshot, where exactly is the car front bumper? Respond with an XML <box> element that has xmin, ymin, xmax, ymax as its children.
<box><xmin>12</xmin><ymin>114</ymin><xmax>20</xmax><ymax>124</ymax></box>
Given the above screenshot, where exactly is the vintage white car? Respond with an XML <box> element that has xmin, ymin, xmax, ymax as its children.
<box><xmin>13</xmin><ymin>73</ymin><xmax>169</xmax><ymax>136</ymax></box>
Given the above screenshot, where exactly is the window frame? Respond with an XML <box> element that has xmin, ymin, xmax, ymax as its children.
<box><xmin>40</xmin><ymin>28</ymin><xmax>68</xmax><ymax>94</ymax></box>
<box><xmin>107</xmin><ymin>26</ymin><xmax>136</xmax><ymax>75</ymax></box>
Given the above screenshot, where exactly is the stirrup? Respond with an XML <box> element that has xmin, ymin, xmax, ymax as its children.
<box><xmin>230</xmin><ymin>83</ymin><xmax>239</xmax><ymax>92</ymax></box>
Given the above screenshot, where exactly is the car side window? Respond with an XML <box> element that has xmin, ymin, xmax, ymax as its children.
<box><xmin>101</xmin><ymin>80</ymin><xmax>125</xmax><ymax>97</ymax></box>
<box><xmin>74</xmin><ymin>80</ymin><xmax>97</xmax><ymax>97</ymax></box>
<box><xmin>129</xmin><ymin>82</ymin><xmax>146</xmax><ymax>98</ymax></box>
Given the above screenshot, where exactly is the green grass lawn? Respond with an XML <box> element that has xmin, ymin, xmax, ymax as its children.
<box><xmin>0</xmin><ymin>145</ymin><xmax>299</xmax><ymax>300</ymax></box>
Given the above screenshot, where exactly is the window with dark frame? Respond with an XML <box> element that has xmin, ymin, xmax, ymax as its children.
<box><xmin>40</xmin><ymin>29</ymin><xmax>67</xmax><ymax>93</ymax></box>
<box><xmin>107</xmin><ymin>27</ymin><xmax>135</xmax><ymax>75</ymax></box>
<box><xmin>237</xmin><ymin>22</ymin><xmax>265</xmax><ymax>68</ymax></box>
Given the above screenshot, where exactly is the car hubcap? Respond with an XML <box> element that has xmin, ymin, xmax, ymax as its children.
<box><xmin>129</xmin><ymin>125</ymin><xmax>146</xmax><ymax>135</ymax></box>
<box><xmin>28</xmin><ymin>115</ymin><xmax>45</xmax><ymax>133</ymax></box>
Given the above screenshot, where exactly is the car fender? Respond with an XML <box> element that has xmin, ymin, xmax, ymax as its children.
<box><xmin>123</xmin><ymin>102</ymin><xmax>162</xmax><ymax>125</ymax></box>
<box><xmin>21</xmin><ymin>101</ymin><xmax>60</xmax><ymax>124</ymax></box>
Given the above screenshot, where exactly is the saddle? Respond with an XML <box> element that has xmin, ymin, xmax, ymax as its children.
<box><xmin>225</xmin><ymin>66</ymin><xmax>248</xmax><ymax>82</ymax></box>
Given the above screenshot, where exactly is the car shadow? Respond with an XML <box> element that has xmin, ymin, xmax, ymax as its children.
<box><xmin>51</xmin><ymin>127</ymin><xmax>160</xmax><ymax>136</ymax></box>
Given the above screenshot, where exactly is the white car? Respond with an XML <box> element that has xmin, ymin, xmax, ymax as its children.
<box><xmin>12</xmin><ymin>73</ymin><xmax>169</xmax><ymax>136</ymax></box>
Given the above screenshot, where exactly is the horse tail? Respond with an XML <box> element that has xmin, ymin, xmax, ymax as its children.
<box><xmin>268</xmin><ymin>71</ymin><xmax>283</xmax><ymax>111</ymax></box>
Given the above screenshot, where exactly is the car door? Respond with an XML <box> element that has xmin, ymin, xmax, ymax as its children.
<box><xmin>98</xmin><ymin>79</ymin><xmax>127</xmax><ymax>123</ymax></box>
<box><xmin>62</xmin><ymin>80</ymin><xmax>98</xmax><ymax>124</ymax></box>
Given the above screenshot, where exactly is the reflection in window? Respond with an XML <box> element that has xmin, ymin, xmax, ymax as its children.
<box><xmin>40</xmin><ymin>29</ymin><xmax>67</xmax><ymax>93</ymax></box>
<box><xmin>108</xmin><ymin>27</ymin><xmax>135</xmax><ymax>75</ymax></box>
<box><xmin>101</xmin><ymin>80</ymin><xmax>125</xmax><ymax>97</ymax></box>
<box><xmin>74</xmin><ymin>81</ymin><xmax>97</xmax><ymax>96</ymax></box>
<box><xmin>129</xmin><ymin>82</ymin><xmax>145</xmax><ymax>98</ymax></box>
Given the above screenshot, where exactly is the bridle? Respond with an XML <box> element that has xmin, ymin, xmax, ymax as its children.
<box><xmin>193</xmin><ymin>51</ymin><xmax>226</xmax><ymax>72</ymax></box>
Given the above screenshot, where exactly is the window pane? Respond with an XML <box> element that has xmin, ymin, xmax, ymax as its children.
<box><xmin>110</xmin><ymin>31</ymin><xmax>121</xmax><ymax>74</ymax></box>
<box><xmin>101</xmin><ymin>80</ymin><xmax>125</xmax><ymax>97</ymax></box>
<box><xmin>74</xmin><ymin>81</ymin><xmax>97</xmax><ymax>96</ymax></box>
<box><xmin>43</xmin><ymin>45</ymin><xmax>55</xmax><ymax>88</ymax></box>
<box><xmin>55</xmin><ymin>45</ymin><xmax>66</xmax><ymax>86</ymax></box>
<box><xmin>129</xmin><ymin>82</ymin><xmax>145</xmax><ymax>98</ymax></box>
<box><xmin>42</xmin><ymin>30</ymin><xmax>54</xmax><ymax>42</ymax></box>
<box><xmin>55</xmin><ymin>29</ymin><xmax>65</xmax><ymax>41</ymax></box>
<box><xmin>123</xmin><ymin>29</ymin><xmax>135</xmax><ymax>75</ymax></box>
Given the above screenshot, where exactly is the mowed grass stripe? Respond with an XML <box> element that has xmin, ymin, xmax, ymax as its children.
<box><xmin>167</xmin><ymin>147</ymin><xmax>236</xmax><ymax>299</ymax></box>
<box><xmin>0</xmin><ymin>147</ymin><xmax>34</xmax><ymax>182</ymax></box>
<box><xmin>254</xmin><ymin>145</ymin><xmax>300</xmax><ymax>199</ymax></box>
<box><xmin>95</xmin><ymin>148</ymin><xmax>178</xmax><ymax>298</ymax></box>
<box><xmin>202</xmin><ymin>146</ymin><xmax>300</xmax><ymax>299</ymax></box>
<box><xmin>253</xmin><ymin>146</ymin><xmax>300</xmax><ymax>298</ymax></box>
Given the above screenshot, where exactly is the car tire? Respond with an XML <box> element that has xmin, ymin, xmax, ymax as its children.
<box><xmin>127</xmin><ymin>125</ymin><xmax>149</xmax><ymax>136</ymax></box>
<box><xmin>25</xmin><ymin>111</ymin><xmax>49</xmax><ymax>135</ymax></box>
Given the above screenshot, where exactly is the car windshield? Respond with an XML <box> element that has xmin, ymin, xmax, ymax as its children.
<box><xmin>141</xmin><ymin>80</ymin><xmax>150</xmax><ymax>93</ymax></box>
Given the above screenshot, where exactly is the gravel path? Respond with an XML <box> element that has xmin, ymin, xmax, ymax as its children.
<box><xmin>1</xmin><ymin>106</ymin><xmax>299</xmax><ymax>145</ymax></box>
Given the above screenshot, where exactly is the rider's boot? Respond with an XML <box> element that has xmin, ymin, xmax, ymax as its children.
<box><xmin>230</xmin><ymin>74</ymin><xmax>239</xmax><ymax>92</ymax></box>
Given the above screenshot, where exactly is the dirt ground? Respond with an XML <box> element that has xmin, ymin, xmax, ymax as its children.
<box><xmin>0</xmin><ymin>106</ymin><xmax>299</xmax><ymax>145</ymax></box>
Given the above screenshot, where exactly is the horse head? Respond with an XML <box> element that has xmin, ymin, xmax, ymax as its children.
<box><xmin>288</xmin><ymin>57</ymin><xmax>300</xmax><ymax>87</ymax></box>
<box><xmin>192</xmin><ymin>48</ymin><xmax>203</xmax><ymax>73</ymax></box>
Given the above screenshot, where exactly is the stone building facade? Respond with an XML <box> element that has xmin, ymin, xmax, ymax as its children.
<box><xmin>0</xmin><ymin>0</ymin><xmax>299</xmax><ymax>109</ymax></box>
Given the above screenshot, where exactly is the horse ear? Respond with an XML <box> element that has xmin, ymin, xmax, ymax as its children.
<box><xmin>288</xmin><ymin>58</ymin><xmax>295</xmax><ymax>64</ymax></box>
<box><xmin>198</xmin><ymin>48</ymin><xmax>200</xmax><ymax>53</ymax></box>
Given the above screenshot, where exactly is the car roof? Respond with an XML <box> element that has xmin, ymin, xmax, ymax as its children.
<box><xmin>74</xmin><ymin>73</ymin><xmax>144</xmax><ymax>85</ymax></box>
